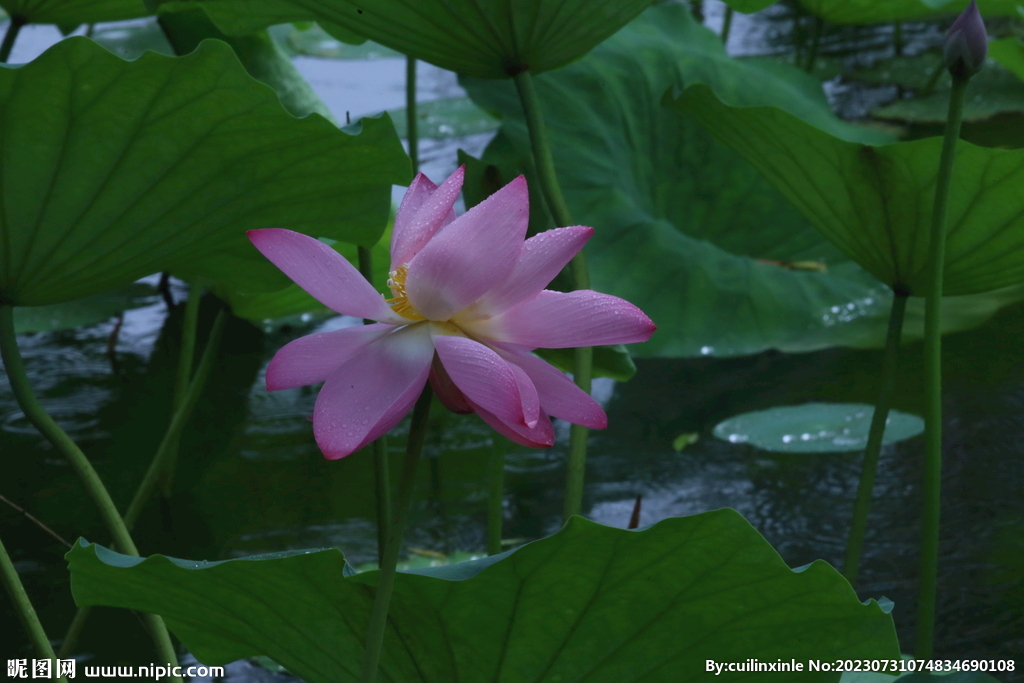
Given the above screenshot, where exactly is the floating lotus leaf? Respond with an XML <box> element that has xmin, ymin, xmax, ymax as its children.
<box><xmin>713</xmin><ymin>402</ymin><xmax>925</xmax><ymax>453</ymax></box>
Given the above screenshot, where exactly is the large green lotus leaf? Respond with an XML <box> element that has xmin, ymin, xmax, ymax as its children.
<box><xmin>990</xmin><ymin>38</ymin><xmax>1024</xmax><ymax>82</ymax></box>
<box><xmin>720</xmin><ymin>0</ymin><xmax>777</xmax><ymax>12</ymax></box>
<box><xmin>460</xmin><ymin>4</ymin><xmax>910</xmax><ymax>358</ymax></box>
<box><xmin>0</xmin><ymin>37</ymin><xmax>408</xmax><ymax>308</ymax></box>
<box><xmin>0</xmin><ymin>0</ymin><xmax>146</xmax><ymax>24</ymax></box>
<box><xmin>68</xmin><ymin>510</ymin><xmax>899</xmax><ymax>682</ymax></box>
<box><xmin>796</xmin><ymin>0</ymin><xmax>1021</xmax><ymax>24</ymax></box>
<box><xmin>169</xmin><ymin>0</ymin><xmax>653</xmax><ymax>78</ymax></box>
<box><xmin>669</xmin><ymin>84</ymin><xmax>1024</xmax><ymax>297</ymax></box>
<box><xmin>13</xmin><ymin>282</ymin><xmax>157</xmax><ymax>333</ymax></box>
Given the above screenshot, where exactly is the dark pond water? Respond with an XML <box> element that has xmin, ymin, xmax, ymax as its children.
<box><xmin>3</xmin><ymin>0</ymin><xmax>1023</xmax><ymax>678</ymax></box>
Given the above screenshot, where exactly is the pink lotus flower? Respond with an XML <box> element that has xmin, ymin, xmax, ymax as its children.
<box><xmin>247</xmin><ymin>166</ymin><xmax>656</xmax><ymax>459</ymax></box>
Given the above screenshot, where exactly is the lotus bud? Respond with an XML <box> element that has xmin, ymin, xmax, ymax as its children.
<box><xmin>944</xmin><ymin>0</ymin><xmax>988</xmax><ymax>79</ymax></box>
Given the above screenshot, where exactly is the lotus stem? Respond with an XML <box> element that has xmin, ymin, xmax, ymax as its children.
<box><xmin>921</xmin><ymin>56</ymin><xmax>946</xmax><ymax>97</ymax></box>
<box><xmin>0</xmin><ymin>305</ymin><xmax>182</xmax><ymax>681</ymax></box>
<box><xmin>487</xmin><ymin>437</ymin><xmax>507</xmax><ymax>555</ymax></box>
<box><xmin>916</xmin><ymin>73</ymin><xmax>968</xmax><ymax>660</ymax></box>
<box><xmin>0</xmin><ymin>15</ymin><xmax>24</xmax><ymax>63</ymax></box>
<box><xmin>158</xmin><ymin>282</ymin><xmax>202</xmax><ymax>496</ymax></box>
<box><xmin>1</xmin><ymin>532</ymin><xmax>67</xmax><ymax>681</ymax></box>
<box><xmin>805</xmin><ymin>17</ymin><xmax>825</xmax><ymax>73</ymax></box>
<box><xmin>360</xmin><ymin>385</ymin><xmax>432</xmax><ymax>683</ymax></box>
<box><xmin>57</xmin><ymin>605</ymin><xmax>90</xmax><ymax>659</ymax></box>
<box><xmin>721</xmin><ymin>6</ymin><xmax>734</xmax><ymax>45</ymax></box>
<box><xmin>406</xmin><ymin>56</ymin><xmax>418</xmax><ymax>172</ymax></box>
<box><xmin>843</xmin><ymin>290</ymin><xmax>908</xmax><ymax>584</ymax></box>
<box><xmin>357</xmin><ymin>245</ymin><xmax>393</xmax><ymax>567</ymax></box>
<box><xmin>124</xmin><ymin>309</ymin><xmax>226</xmax><ymax>530</ymax></box>
<box><xmin>512</xmin><ymin>69</ymin><xmax>594</xmax><ymax>523</ymax></box>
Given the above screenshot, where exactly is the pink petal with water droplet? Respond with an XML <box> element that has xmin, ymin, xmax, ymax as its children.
<box><xmin>247</xmin><ymin>229</ymin><xmax>405</xmax><ymax>324</ymax></box>
<box><xmin>463</xmin><ymin>226</ymin><xmax>593</xmax><ymax>319</ymax></box>
<box><xmin>266</xmin><ymin>323</ymin><xmax>395</xmax><ymax>391</ymax></box>
<box><xmin>432</xmin><ymin>333</ymin><xmax>530</xmax><ymax>427</ymax></box>
<box><xmin>406</xmin><ymin>175</ymin><xmax>528</xmax><ymax>321</ymax></box>
<box><xmin>469</xmin><ymin>397</ymin><xmax>555</xmax><ymax>448</ymax></box>
<box><xmin>492</xmin><ymin>343</ymin><xmax>607</xmax><ymax>429</ymax></box>
<box><xmin>390</xmin><ymin>168</ymin><xmax>463</xmax><ymax>267</ymax></box>
<box><xmin>313</xmin><ymin>324</ymin><xmax>433</xmax><ymax>459</ymax></box>
<box><xmin>465</xmin><ymin>290</ymin><xmax>656</xmax><ymax>348</ymax></box>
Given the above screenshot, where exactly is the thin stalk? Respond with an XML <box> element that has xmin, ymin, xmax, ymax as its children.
<box><xmin>721</xmin><ymin>6</ymin><xmax>734</xmax><ymax>45</ymax></box>
<box><xmin>59</xmin><ymin>302</ymin><xmax>215</xmax><ymax>658</ymax></box>
<box><xmin>917</xmin><ymin>74</ymin><xmax>968</xmax><ymax>660</ymax></box>
<box><xmin>57</xmin><ymin>605</ymin><xmax>90</xmax><ymax>659</ymax></box>
<box><xmin>805</xmin><ymin>17</ymin><xmax>825</xmax><ymax>73</ymax></box>
<box><xmin>0</xmin><ymin>305</ymin><xmax>182</xmax><ymax>681</ymax></box>
<box><xmin>124</xmin><ymin>309</ymin><xmax>227</xmax><ymax>529</ymax></box>
<box><xmin>0</xmin><ymin>15</ymin><xmax>25</xmax><ymax>63</ymax></box>
<box><xmin>843</xmin><ymin>291</ymin><xmax>908</xmax><ymax>584</ymax></box>
<box><xmin>358</xmin><ymin>245</ymin><xmax>392</xmax><ymax>567</ymax></box>
<box><xmin>360</xmin><ymin>386</ymin><xmax>433</xmax><ymax>683</ymax></box>
<box><xmin>921</xmin><ymin>56</ymin><xmax>946</xmax><ymax>97</ymax></box>
<box><xmin>406</xmin><ymin>56</ymin><xmax>418</xmax><ymax>172</ymax></box>
<box><xmin>487</xmin><ymin>437</ymin><xmax>507</xmax><ymax>555</ymax></box>
<box><xmin>0</xmin><ymin>494</ymin><xmax>71</xmax><ymax>548</ymax></box>
<box><xmin>372</xmin><ymin>437</ymin><xmax>391</xmax><ymax>567</ymax></box>
<box><xmin>893</xmin><ymin>22</ymin><xmax>904</xmax><ymax>57</ymax></box>
<box><xmin>158</xmin><ymin>282</ymin><xmax>202</xmax><ymax>496</ymax></box>
<box><xmin>511</xmin><ymin>70</ymin><xmax>594</xmax><ymax>523</ymax></box>
<box><xmin>1</xmin><ymin>533</ymin><xmax>67</xmax><ymax>682</ymax></box>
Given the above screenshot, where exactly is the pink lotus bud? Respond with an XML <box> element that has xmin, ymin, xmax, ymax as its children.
<box><xmin>944</xmin><ymin>1</ymin><xmax>988</xmax><ymax>79</ymax></box>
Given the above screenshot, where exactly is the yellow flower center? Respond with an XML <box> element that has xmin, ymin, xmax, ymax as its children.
<box><xmin>386</xmin><ymin>265</ymin><xmax>425</xmax><ymax>321</ymax></box>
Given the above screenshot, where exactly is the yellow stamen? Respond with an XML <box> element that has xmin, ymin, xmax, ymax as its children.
<box><xmin>386</xmin><ymin>265</ymin><xmax>425</xmax><ymax>320</ymax></box>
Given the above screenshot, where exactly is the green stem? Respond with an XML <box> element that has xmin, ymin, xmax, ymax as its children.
<box><xmin>805</xmin><ymin>17</ymin><xmax>825</xmax><ymax>73</ymax></box>
<box><xmin>843</xmin><ymin>291</ymin><xmax>908</xmax><ymax>584</ymax></box>
<box><xmin>512</xmin><ymin>70</ymin><xmax>573</xmax><ymax>227</ymax></box>
<box><xmin>0</xmin><ymin>15</ymin><xmax>25</xmax><ymax>63</ymax></box>
<box><xmin>372</xmin><ymin>436</ymin><xmax>391</xmax><ymax>567</ymax></box>
<box><xmin>158</xmin><ymin>282</ymin><xmax>202</xmax><ymax>497</ymax></box>
<box><xmin>1</xmin><ymin>533</ymin><xmax>67</xmax><ymax>681</ymax></box>
<box><xmin>893</xmin><ymin>22</ymin><xmax>904</xmax><ymax>57</ymax></box>
<box><xmin>360</xmin><ymin>386</ymin><xmax>433</xmax><ymax>683</ymax></box>
<box><xmin>512</xmin><ymin>69</ymin><xmax>594</xmax><ymax>523</ymax></box>
<box><xmin>921</xmin><ymin>55</ymin><xmax>946</xmax><ymax>98</ymax></box>
<box><xmin>0</xmin><ymin>305</ymin><xmax>182</xmax><ymax>681</ymax></box>
<box><xmin>487</xmin><ymin>437</ymin><xmax>507</xmax><ymax>556</ymax></box>
<box><xmin>358</xmin><ymin>244</ymin><xmax>392</xmax><ymax>567</ymax></box>
<box><xmin>916</xmin><ymin>74</ymin><xmax>968</xmax><ymax>660</ymax></box>
<box><xmin>0</xmin><ymin>305</ymin><xmax>136</xmax><ymax>553</ymax></box>
<box><xmin>406</xmin><ymin>55</ymin><xmax>418</xmax><ymax>173</ymax></box>
<box><xmin>57</xmin><ymin>605</ymin><xmax>90</xmax><ymax>658</ymax></box>
<box><xmin>124</xmin><ymin>309</ymin><xmax>226</xmax><ymax>530</ymax></box>
<box><xmin>721</xmin><ymin>6</ymin><xmax>734</xmax><ymax>45</ymax></box>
